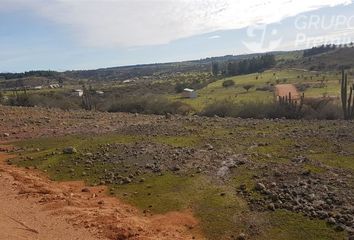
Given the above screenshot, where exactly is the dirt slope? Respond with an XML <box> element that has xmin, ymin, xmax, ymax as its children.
<box><xmin>0</xmin><ymin>148</ymin><xmax>201</xmax><ymax>240</ymax></box>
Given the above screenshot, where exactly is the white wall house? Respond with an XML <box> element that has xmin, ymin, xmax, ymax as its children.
<box><xmin>72</xmin><ymin>89</ymin><xmax>83</xmax><ymax>97</ymax></box>
<box><xmin>49</xmin><ymin>84</ymin><xmax>60</xmax><ymax>89</ymax></box>
<box><xmin>181</xmin><ymin>88</ymin><xmax>197</xmax><ymax>99</ymax></box>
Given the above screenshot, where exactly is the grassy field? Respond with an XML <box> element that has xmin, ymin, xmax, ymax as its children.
<box><xmin>168</xmin><ymin>69</ymin><xmax>341</xmax><ymax>111</ymax></box>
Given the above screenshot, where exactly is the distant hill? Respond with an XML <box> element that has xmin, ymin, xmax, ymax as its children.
<box><xmin>279</xmin><ymin>46</ymin><xmax>354</xmax><ymax>71</ymax></box>
<box><xmin>1</xmin><ymin>46</ymin><xmax>353</xmax><ymax>90</ymax></box>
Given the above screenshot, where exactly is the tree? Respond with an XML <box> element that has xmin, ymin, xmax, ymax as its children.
<box><xmin>243</xmin><ymin>84</ymin><xmax>254</xmax><ymax>92</ymax></box>
<box><xmin>222</xmin><ymin>79</ymin><xmax>235</xmax><ymax>88</ymax></box>
<box><xmin>175</xmin><ymin>82</ymin><xmax>188</xmax><ymax>93</ymax></box>
<box><xmin>227</xmin><ymin>62</ymin><xmax>238</xmax><ymax>76</ymax></box>
<box><xmin>211</xmin><ymin>62</ymin><xmax>219</xmax><ymax>76</ymax></box>
<box><xmin>223</xmin><ymin>54</ymin><xmax>276</xmax><ymax>77</ymax></box>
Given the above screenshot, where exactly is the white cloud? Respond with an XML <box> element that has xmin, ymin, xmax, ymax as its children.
<box><xmin>2</xmin><ymin>0</ymin><xmax>352</xmax><ymax>47</ymax></box>
<box><xmin>208</xmin><ymin>35</ymin><xmax>221</xmax><ymax>39</ymax></box>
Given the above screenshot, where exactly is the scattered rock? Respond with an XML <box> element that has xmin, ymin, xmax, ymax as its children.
<box><xmin>255</xmin><ymin>182</ymin><xmax>266</xmax><ymax>191</ymax></box>
<box><xmin>268</xmin><ymin>203</ymin><xmax>275</xmax><ymax>211</ymax></box>
<box><xmin>327</xmin><ymin>217</ymin><xmax>336</xmax><ymax>225</ymax></box>
<box><xmin>205</xmin><ymin>144</ymin><xmax>214</xmax><ymax>150</ymax></box>
<box><xmin>81</xmin><ymin>188</ymin><xmax>90</xmax><ymax>193</ymax></box>
<box><xmin>236</xmin><ymin>233</ymin><xmax>246</xmax><ymax>240</ymax></box>
<box><xmin>63</xmin><ymin>147</ymin><xmax>77</xmax><ymax>154</ymax></box>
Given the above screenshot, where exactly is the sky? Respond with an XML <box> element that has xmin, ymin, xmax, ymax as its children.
<box><xmin>1</xmin><ymin>0</ymin><xmax>354</xmax><ymax>72</ymax></box>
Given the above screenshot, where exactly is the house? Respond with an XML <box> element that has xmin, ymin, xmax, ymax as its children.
<box><xmin>72</xmin><ymin>89</ymin><xmax>83</xmax><ymax>97</ymax></box>
<box><xmin>34</xmin><ymin>86</ymin><xmax>43</xmax><ymax>90</ymax></box>
<box><xmin>96</xmin><ymin>91</ymin><xmax>104</xmax><ymax>95</ymax></box>
<box><xmin>181</xmin><ymin>88</ymin><xmax>197</xmax><ymax>99</ymax></box>
<box><xmin>123</xmin><ymin>79</ymin><xmax>134</xmax><ymax>84</ymax></box>
<box><xmin>49</xmin><ymin>84</ymin><xmax>60</xmax><ymax>89</ymax></box>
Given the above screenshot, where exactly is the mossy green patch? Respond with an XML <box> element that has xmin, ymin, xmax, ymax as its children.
<box><xmin>112</xmin><ymin>173</ymin><xmax>247</xmax><ymax>240</ymax></box>
<box><xmin>258</xmin><ymin>210</ymin><xmax>346</xmax><ymax>240</ymax></box>
<box><xmin>310</xmin><ymin>153</ymin><xmax>354</xmax><ymax>171</ymax></box>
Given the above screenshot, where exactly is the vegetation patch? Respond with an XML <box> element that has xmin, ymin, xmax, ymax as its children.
<box><xmin>258</xmin><ymin>210</ymin><xmax>347</xmax><ymax>240</ymax></box>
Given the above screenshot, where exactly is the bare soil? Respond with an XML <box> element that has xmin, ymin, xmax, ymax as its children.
<box><xmin>275</xmin><ymin>84</ymin><xmax>300</xmax><ymax>100</ymax></box>
<box><xmin>0</xmin><ymin>147</ymin><xmax>201</xmax><ymax>240</ymax></box>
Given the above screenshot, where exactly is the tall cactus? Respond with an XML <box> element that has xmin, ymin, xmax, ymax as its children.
<box><xmin>341</xmin><ymin>69</ymin><xmax>354</xmax><ymax>120</ymax></box>
<box><xmin>278</xmin><ymin>92</ymin><xmax>304</xmax><ymax>111</ymax></box>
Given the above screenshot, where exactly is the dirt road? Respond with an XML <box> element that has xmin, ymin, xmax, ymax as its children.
<box><xmin>275</xmin><ymin>84</ymin><xmax>300</xmax><ymax>100</ymax></box>
<box><xmin>0</xmin><ymin>147</ymin><xmax>201</xmax><ymax>240</ymax></box>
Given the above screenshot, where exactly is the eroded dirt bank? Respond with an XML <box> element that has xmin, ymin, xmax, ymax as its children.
<box><xmin>0</xmin><ymin>148</ymin><xmax>201</xmax><ymax>240</ymax></box>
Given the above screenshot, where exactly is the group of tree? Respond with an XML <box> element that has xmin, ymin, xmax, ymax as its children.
<box><xmin>303</xmin><ymin>44</ymin><xmax>336</xmax><ymax>57</ymax></box>
<box><xmin>0</xmin><ymin>70</ymin><xmax>58</xmax><ymax>80</ymax></box>
<box><xmin>214</xmin><ymin>54</ymin><xmax>276</xmax><ymax>77</ymax></box>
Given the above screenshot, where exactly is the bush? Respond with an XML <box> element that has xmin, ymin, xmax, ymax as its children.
<box><xmin>243</xmin><ymin>84</ymin><xmax>254</xmax><ymax>92</ymax></box>
<box><xmin>256</xmin><ymin>85</ymin><xmax>273</xmax><ymax>92</ymax></box>
<box><xmin>295</xmin><ymin>83</ymin><xmax>310</xmax><ymax>92</ymax></box>
<box><xmin>302</xmin><ymin>98</ymin><xmax>342</xmax><ymax>120</ymax></box>
<box><xmin>7</xmin><ymin>93</ymin><xmax>32</xmax><ymax>107</ymax></box>
<box><xmin>6</xmin><ymin>92</ymin><xmax>82</xmax><ymax>110</ymax></box>
<box><xmin>199</xmin><ymin>99</ymin><xmax>342</xmax><ymax>120</ymax></box>
<box><xmin>199</xmin><ymin>100</ymin><xmax>238</xmax><ymax>117</ymax></box>
<box><xmin>175</xmin><ymin>82</ymin><xmax>188</xmax><ymax>93</ymax></box>
<box><xmin>108</xmin><ymin>95</ymin><xmax>194</xmax><ymax>115</ymax></box>
<box><xmin>222</xmin><ymin>80</ymin><xmax>235</xmax><ymax>88</ymax></box>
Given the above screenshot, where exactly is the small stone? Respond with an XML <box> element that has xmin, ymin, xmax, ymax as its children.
<box><xmin>63</xmin><ymin>146</ymin><xmax>77</xmax><ymax>154</ymax></box>
<box><xmin>327</xmin><ymin>217</ymin><xmax>336</xmax><ymax>225</ymax></box>
<box><xmin>335</xmin><ymin>224</ymin><xmax>345</xmax><ymax>232</ymax></box>
<box><xmin>81</xmin><ymin>188</ymin><xmax>90</xmax><ymax>193</ymax></box>
<box><xmin>240</xmin><ymin>184</ymin><xmax>247</xmax><ymax>191</ymax></box>
<box><xmin>268</xmin><ymin>203</ymin><xmax>276</xmax><ymax>211</ymax></box>
<box><xmin>236</xmin><ymin>233</ymin><xmax>246</xmax><ymax>240</ymax></box>
<box><xmin>122</xmin><ymin>177</ymin><xmax>132</xmax><ymax>184</ymax></box>
<box><xmin>205</xmin><ymin>144</ymin><xmax>214</xmax><ymax>150</ymax></box>
<box><xmin>171</xmin><ymin>165</ymin><xmax>181</xmax><ymax>172</ymax></box>
<box><xmin>255</xmin><ymin>182</ymin><xmax>266</xmax><ymax>191</ymax></box>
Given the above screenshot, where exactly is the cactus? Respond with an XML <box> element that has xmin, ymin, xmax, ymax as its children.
<box><xmin>278</xmin><ymin>92</ymin><xmax>304</xmax><ymax>114</ymax></box>
<box><xmin>340</xmin><ymin>69</ymin><xmax>354</xmax><ymax>120</ymax></box>
<box><xmin>82</xmin><ymin>85</ymin><xmax>93</xmax><ymax>110</ymax></box>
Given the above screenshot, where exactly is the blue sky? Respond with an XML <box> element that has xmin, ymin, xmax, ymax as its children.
<box><xmin>0</xmin><ymin>0</ymin><xmax>354</xmax><ymax>72</ymax></box>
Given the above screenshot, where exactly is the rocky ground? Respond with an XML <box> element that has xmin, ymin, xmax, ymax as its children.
<box><xmin>0</xmin><ymin>105</ymin><xmax>353</xmax><ymax>240</ymax></box>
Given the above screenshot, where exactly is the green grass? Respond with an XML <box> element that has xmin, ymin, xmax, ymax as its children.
<box><xmin>167</xmin><ymin>69</ymin><xmax>341</xmax><ymax>111</ymax></box>
<box><xmin>310</xmin><ymin>153</ymin><xmax>354</xmax><ymax>171</ymax></box>
<box><xmin>112</xmin><ymin>173</ymin><xmax>247</xmax><ymax>239</ymax></box>
<box><xmin>258</xmin><ymin>210</ymin><xmax>346</xmax><ymax>240</ymax></box>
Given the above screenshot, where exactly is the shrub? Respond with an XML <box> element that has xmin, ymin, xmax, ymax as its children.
<box><xmin>199</xmin><ymin>99</ymin><xmax>342</xmax><ymax>120</ymax></box>
<box><xmin>222</xmin><ymin>80</ymin><xmax>235</xmax><ymax>88</ymax></box>
<box><xmin>7</xmin><ymin>93</ymin><xmax>32</xmax><ymax>107</ymax></box>
<box><xmin>199</xmin><ymin>100</ymin><xmax>238</xmax><ymax>117</ymax></box>
<box><xmin>295</xmin><ymin>83</ymin><xmax>311</xmax><ymax>92</ymax></box>
<box><xmin>243</xmin><ymin>84</ymin><xmax>254</xmax><ymax>92</ymax></box>
<box><xmin>256</xmin><ymin>85</ymin><xmax>273</xmax><ymax>92</ymax></box>
<box><xmin>6</xmin><ymin>92</ymin><xmax>83</xmax><ymax>110</ymax></box>
<box><xmin>236</xmin><ymin>102</ymin><xmax>273</xmax><ymax>118</ymax></box>
<box><xmin>108</xmin><ymin>95</ymin><xmax>194</xmax><ymax>115</ymax></box>
<box><xmin>175</xmin><ymin>82</ymin><xmax>188</xmax><ymax>93</ymax></box>
<box><xmin>302</xmin><ymin>98</ymin><xmax>342</xmax><ymax>120</ymax></box>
